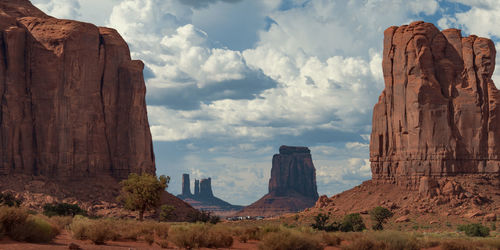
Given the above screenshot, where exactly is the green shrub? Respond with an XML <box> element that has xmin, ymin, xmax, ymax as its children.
<box><xmin>370</xmin><ymin>207</ymin><xmax>393</xmax><ymax>230</ymax></box>
<box><xmin>69</xmin><ymin>216</ymin><xmax>92</xmax><ymax>240</ymax></box>
<box><xmin>457</xmin><ymin>223</ymin><xmax>490</xmax><ymax>237</ymax></box>
<box><xmin>258</xmin><ymin>230</ymin><xmax>322</xmax><ymax>250</ymax></box>
<box><xmin>43</xmin><ymin>203</ymin><xmax>87</xmax><ymax>217</ymax></box>
<box><xmin>159</xmin><ymin>205</ymin><xmax>175</xmax><ymax>222</ymax></box>
<box><xmin>311</xmin><ymin>213</ymin><xmax>339</xmax><ymax>232</ymax></box>
<box><xmin>0</xmin><ymin>193</ymin><xmax>22</xmax><ymax>207</ymax></box>
<box><xmin>10</xmin><ymin>215</ymin><xmax>58</xmax><ymax>243</ymax></box>
<box><xmin>187</xmin><ymin>210</ymin><xmax>220</xmax><ymax>224</ymax></box>
<box><xmin>340</xmin><ymin>213</ymin><xmax>366</xmax><ymax>232</ymax></box>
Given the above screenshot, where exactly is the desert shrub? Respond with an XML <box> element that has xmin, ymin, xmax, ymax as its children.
<box><xmin>69</xmin><ymin>215</ymin><xmax>92</xmax><ymax>240</ymax></box>
<box><xmin>311</xmin><ymin>213</ymin><xmax>339</xmax><ymax>232</ymax></box>
<box><xmin>154</xmin><ymin>222</ymin><xmax>170</xmax><ymax>239</ymax></box>
<box><xmin>86</xmin><ymin>220</ymin><xmax>116</xmax><ymax>245</ymax></box>
<box><xmin>0</xmin><ymin>193</ymin><xmax>22</xmax><ymax>207</ymax></box>
<box><xmin>205</xmin><ymin>226</ymin><xmax>233</xmax><ymax>248</ymax></box>
<box><xmin>340</xmin><ymin>213</ymin><xmax>366</xmax><ymax>232</ymax></box>
<box><xmin>341</xmin><ymin>237</ymin><xmax>384</xmax><ymax>250</ymax></box>
<box><xmin>168</xmin><ymin>224</ymin><xmax>207</xmax><ymax>249</ymax></box>
<box><xmin>187</xmin><ymin>210</ymin><xmax>220</xmax><ymax>224</ymax></box>
<box><xmin>43</xmin><ymin>203</ymin><xmax>87</xmax><ymax>217</ymax></box>
<box><xmin>144</xmin><ymin>233</ymin><xmax>154</xmax><ymax>245</ymax></box>
<box><xmin>370</xmin><ymin>207</ymin><xmax>393</xmax><ymax>230</ymax></box>
<box><xmin>0</xmin><ymin>206</ymin><xmax>28</xmax><ymax>233</ymax></box>
<box><xmin>372</xmin><ymin>231</ymin><xmax>420</xmax><ymax>250</ymax></box>
<box><xmin>440</xmin><ymin>239</ymin><xmax>481</xmax><ymax>250</ymax></box>
<box><xmin>48</xmin><ymin>216</ymin><xmax>73</xmax><ymax>230</ymax></box>
<box><xmin>10</xmin><ymin>215</ymin><xmax>58</xmax><ymax>243</ymax></box>
<box><xmin>479</xmin><ymin>237</ymin><xmax>500</xmax><ymax>249</ymax></box>
<box><xmin>235</xmin><ymin>226</ymin><xmax>261</xmax><ymax>242</ymax></box>
<box><xmin>322</xmin><ymin>232</ymin><xmax>342</xmax><ymax>246</ymax></box>
<box><xmin>159</xmin><ymin>205</ymin><xmax>175</xmax><ymax>222</ymax></box>
<box><xmin>457</xmin><ymin>223</ymin><xmax>490</xmax><ymax>237</ymax></box>
<box><xmin>258</xmin><ymin>230</ymin><xmax>322</xmax><ymax>250</ymax></box>
<box><xmin>69</xmin><ymin>217</ymin><xmax>116</xmax><ymax>244</ymax></box>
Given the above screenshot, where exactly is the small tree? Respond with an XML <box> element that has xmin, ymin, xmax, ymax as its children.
<box><xmin>118</xmin><ymin>173</ymin><xmax>170</xmax><ymax>221</ymax></box>
<box><xmin>370</xmin><ymin>206</ymin><xmax>393</xmax><ymax>230</ymax></box>
<box><xmin>159</xmin><ymin>205</ymin><xmax>175</xmax><ymax>222</ymax></box>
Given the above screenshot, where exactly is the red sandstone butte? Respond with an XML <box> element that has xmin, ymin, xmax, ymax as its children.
<box><xmin>0</xmin><ymin>0</ymin><xmax>155</xmax><ymax>179</ymax></box>
<box><xmin>238</xmin><ymin>146</ymin><xmax>319</xmax><ymax>217</ymax></box>
<box><xmin>370</xmin><ymin>21</ymin><xmax>500</xmax><ymax>187</ymax></box>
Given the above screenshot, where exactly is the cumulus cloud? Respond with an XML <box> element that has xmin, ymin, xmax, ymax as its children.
<box><xmin>180</xmin><ymin>0</ymin><xmax>243</xmax><ymax>9</ymax></box>
<box><xmin>31</xmin><ymin>0</ymin><xmax>81</xmax><ymax>19</ymax></box>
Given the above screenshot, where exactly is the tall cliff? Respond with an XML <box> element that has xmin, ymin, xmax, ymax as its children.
<box><xmin>370</xmin><ymin>21</ymin><xmax>500</xmax><ymax>187</ymax></box>
<box><xmin>0</xmin><ymin>0</ymin><xmax>155</xmax><ymax>179</ymax></box>
<box><xmin>238</xmin><ymin>145</ymin><xmax>319</xmax><ymax>217</ymax></box>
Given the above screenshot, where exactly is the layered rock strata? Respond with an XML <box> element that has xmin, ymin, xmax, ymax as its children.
<box><xmin>371</xmin><ymin>21</ymin><xmax>500</xmax><ymax>187</ymax></box>
<box><xmin>0</xmin><ymin>0</ymin><xmax>155</xmax><ymax>179</ymax></box>
<box><xmin>238</xmin><ymin>145</ymin><xmax>319</xmax><ymax>217</ymax></box>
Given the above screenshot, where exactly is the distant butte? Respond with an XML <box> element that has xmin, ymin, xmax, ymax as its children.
<box><xmin>237</xmin><ymin>145</ymin><xmax>319</xmax><ymax>217</ymax></box>
<box><xmin>312</xmin><ymin>22</ymin><xmax>500</xmax><ymax>221</ymax></box>
<box><xmin>177</xmin><ymin>174</ymin><xmax>242</xmax><ymax>215</ymax></box>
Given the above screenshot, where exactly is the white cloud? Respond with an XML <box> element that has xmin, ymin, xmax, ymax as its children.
<box><xmin>31</xmin><ymin>0</ymin><xmax>81</xmax><ymax>19</ymax></box>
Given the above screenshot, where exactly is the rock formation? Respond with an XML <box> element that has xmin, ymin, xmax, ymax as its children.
<box><xmin>371</xmin><ymin>21</ymin><xmax>500</xmax><ymax>187</ymax></box>
<box><xmin>177</xmin><ymin>174</ymin><xmax>242</xmax><ymax>215</ymax></box>
<box><xmin>237</xmin><ymin>145</ymin><xmax>319</xmax><ymax>217</ymax></box>
<box><xmin>182</xmin><ymin>174</ymin><xmax>192</xmax><ymax>197</ymax></box>
<box><xmin>309</xmin><ymin>22</ymin><xmax>499</xmax><ymax>223</ymax></box>
<box><xmin>0</xmin><ymin>0</ymin><xmax>155</xmax><ymax>179</ymax></box>
<box><xmin>0</xmin><ymin>0</ymin><xmax>198</xmax><ymax>221</ymax></box>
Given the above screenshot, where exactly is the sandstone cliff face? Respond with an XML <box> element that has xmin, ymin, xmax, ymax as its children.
<box><xmin>238</xmin><ymin>145</ymin><xmax>319</xmax><ymax>217</ymax></box>
<box><xmin>371</xmin><ymin>21</ymin><xmax>500</xmax><ymax>187</ymax></box>
<box><xmin>270</xmin><ymin>146</ymin><xmax>319</xmax><ymax>199</ymax></box>
<box><xmin>0</xmin><ymin>0</ymin><xmax>155</xmax><ymax>178</ymax></box>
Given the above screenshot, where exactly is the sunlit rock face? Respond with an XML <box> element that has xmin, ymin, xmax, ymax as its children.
<box><xmin>0</xmin><ymin>0</ymin><xmax>155</xmax><ymax>179</ymax></box>
<box><xmin>370</xmin><ymin>21</ymin><xmax>500</xmax><ymax>188</ymax></box>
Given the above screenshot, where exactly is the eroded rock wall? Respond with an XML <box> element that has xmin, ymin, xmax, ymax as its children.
<box><xmin>0</xmin><ymin>0</ymin><xmax>155</xmax><ymax>179</ymax></box>
<box><xmin>370</xmin><ymin>21</ymin><xmax>500</xmax><ymax>187</ymax></box>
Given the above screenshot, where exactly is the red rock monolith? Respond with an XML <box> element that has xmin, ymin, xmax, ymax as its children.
<box><xmin>370</xmin><ymin>21</ymin><xmax>500</xmax><ymax>188</ymax></box>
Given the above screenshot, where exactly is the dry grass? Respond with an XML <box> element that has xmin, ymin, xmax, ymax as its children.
<box><xmin>0</xmin><ymin>206</ymin><xmax>58</xmax><ymax>243</ymax></box>
<box><xmin>168</xmin><ymin>223</ymin><xmax>233</xmax><ymax>249</ymax></box>
<box><xmin>258</xmin><ymin>230</ymin><xmax>322</xmax><ymax>250</ymax></box>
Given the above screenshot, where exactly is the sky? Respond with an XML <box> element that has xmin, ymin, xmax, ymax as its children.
<box><xmin>31</xmin><ymin>0</ymin><xmax>500</xmax><ymax>206</ymax></box>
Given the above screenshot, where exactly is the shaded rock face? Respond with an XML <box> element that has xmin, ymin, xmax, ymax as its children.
<box><xmin>199</xmin><ymin>178</ymin><xmax>214</xmax><ymax>199</ymax></box>
<box><xmin>182</xmin><ymin>174</ymin><xmax>191</xmax><ymax>197</ymax></box>
<box><xmin>270</xmin><ymin>146</ymin><xmax>319</xmax><ymax>200</ymax></box>
<box><xmin>0</xmin><ymin>0</ymin><xmax>155</xmax><ymax>179</ymax></box>
<box><xmin>238</xmin><ymin>145</ymin><xmax>319</xmax><ymax>217</ymax></box>
<box><xmin>370</xmin><ymin>21</ymin><xmax>500</xmax><ymax>187</ymax></box>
